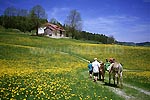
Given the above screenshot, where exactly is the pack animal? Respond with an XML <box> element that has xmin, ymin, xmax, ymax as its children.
<box><xmin>99</xmin><ymin>63</ymin><xmax>105</xmax><ymax>82</ymax></box>
<box><xmin>109</xmin><ymin>62</ymin><xmax>123</xmax><ymax>86</ymax></box>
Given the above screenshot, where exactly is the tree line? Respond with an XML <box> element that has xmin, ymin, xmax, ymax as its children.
<box><xmin>0</xmin><ymin>5</ymin><xmax>47</xmax><ymax>34</ymax></box>
<box><xmin>64</xmin><ymin>10</ymin><xmax>115</xmax><ymax>44</ymax></box>
<box><xmin>0</xmin><ymin>5</ymin><xmax>115</xmax><ymax>44</ymax></box>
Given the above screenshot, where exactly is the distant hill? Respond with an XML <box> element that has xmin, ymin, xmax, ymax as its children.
<box><xmin>116</xmin><ymin>41</ymin><xmax>136</xmax><ymax>46</ymax></box>
<box><xmin>116</xmin><ymin>41</ymin><xmax>150</xmax><ymax>46</ymax></box>
<box><xmin>136</xmin><ymin>42</ymin><xmax>150</xmax><ymax>46</ymax></box>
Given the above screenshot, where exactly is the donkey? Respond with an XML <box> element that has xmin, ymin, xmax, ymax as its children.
<box><xmin>99</xmin><ymin>63</ymin><xmax>105</xmax><ymax>82</ymax></box>
<box><xmin>109</xmin><ymin>62</ymin><xmax>123</xmax><ymax>86</ymax></box>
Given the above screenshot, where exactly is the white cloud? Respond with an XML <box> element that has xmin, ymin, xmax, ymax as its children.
<box><xmin>83</xmin><ymin>15</ymin><xmax>150</xmax><ymax>42</ymax></box>
<box><xmin>83</xmin><ymin>16</ymin><xmax>124</xmax><ymax>35</ymax></box>
<box><xmin>84</xmin><ymin>15</ymin><xmax>139</xmax><ymax>32</ymax></box>
<box><xmin>130</xmin><ymin>24</ymin><xmax>150</xmax><ymax>33</ymax></box>
<box><xmin>46</xmin><ymin>7</ymin><xmax>70</xmax><ymax>23</ymax></box>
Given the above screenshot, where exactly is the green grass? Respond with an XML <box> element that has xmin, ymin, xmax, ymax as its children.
<box><xmin>123</xmin><ymin>86</ymin><xmax>150</xmax><ymax>100</ymax></box>
<box><xmin>0</xmin><ymin>29</ymin><xmax>150</xmax><ymax>100</ymax></box>
<box><xmin>123</xmin><ymin>71</ymin><xmax>150</xmax><ymax>91</ymax></box>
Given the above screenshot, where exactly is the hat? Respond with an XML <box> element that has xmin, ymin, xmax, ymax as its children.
<box><xmin>94</xmin><ymin>58</ymin><xmax>97</xmax><ymax>61</ymax></box>
<box><xmin>109</xmin><ymin>58</ymin><xmax>114</xmax><ymax>63</ymax></box>
<box><xmin>100</xmin><ymin>61</ymin><xmax>103</xmax><ymax>63</ymax></box>
<box><xmin>109</xmin><ymin>58</ymin><xmax>113</xmax><ymax>61</ymax></box>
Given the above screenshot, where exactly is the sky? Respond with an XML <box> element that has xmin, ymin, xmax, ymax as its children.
<box><xmin>0</xmin><ymin>0</ymin><xmax>150</xmax><ymax>43</ymax></box>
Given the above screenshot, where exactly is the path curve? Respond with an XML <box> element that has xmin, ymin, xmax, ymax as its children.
<box><xmin>60</xmin><ymin>51</ymin><xmax>150</xmax><ymax>98</ymax></box>
<box><xmin>81</xmin><ymin>71</ymin><xmax>134</xmax><ymax>100</ymax></box>
<box><xmin>123</xmin><ymin>83</ymin><xmax>150</xmax><ymax>96</ymax></box>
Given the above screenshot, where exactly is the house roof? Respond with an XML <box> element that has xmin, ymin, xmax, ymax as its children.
<box><xmin>44</xmin><ymin>23</ymin><xmax>65</xmax><ymax>31</ymax></box>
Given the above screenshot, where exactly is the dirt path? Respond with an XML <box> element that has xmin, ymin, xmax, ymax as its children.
<box><xmin>61</xmin><ymin>51</ymin><xmax>150</xmax><ymax>99</ymax></box>
<box><xmin>123</xmin><ymin>83</ymin><xmax>150</xmax><ymax>96</ymax></box>
<box><xmin>108</xmin><ymin>85</ymin><xmax>135</xmax><ymax>100</ymax></box>
<box><xmin>82</xmin><ymin>70</ymin><xmax>150</xmax><ymax>100</ymax></box>
<box><xmin>81</xmin><ymin>71</ymin><xmax>135</xmax><ymax>100</ymax></box>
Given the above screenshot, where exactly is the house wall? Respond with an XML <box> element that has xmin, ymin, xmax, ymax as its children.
<box><xmin>38</xmin><ymin>26</ymin><xmax>65</xmax><ymax>38</ymax></box>
<box><xmin>38</xmin><ymin>28</ymin><xmax>44</xmax><ymax>34</ymax></box>
<box><xmin>44</xmin><ymin>28</ymin><xmax>53</xmax><ymax>36</ymax></box>
<box><xmin>45</xmin><ymin>29</ymin><xmax>64</xmax><ymax>37</ymax></box>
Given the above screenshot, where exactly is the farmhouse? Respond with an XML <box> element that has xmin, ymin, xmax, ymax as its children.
<box><xmin>38</xmin><ymin>23</ymin><xmax>65</xmax><ymax>38</ymax></box>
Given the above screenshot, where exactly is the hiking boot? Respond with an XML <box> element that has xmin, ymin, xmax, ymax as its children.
<box><xmin>93</xmin><ymin>79</ymin><xmax>96</xmax><ymax>82</ymax></box>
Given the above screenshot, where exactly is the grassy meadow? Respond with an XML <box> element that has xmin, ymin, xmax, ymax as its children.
<box><xmin>0</xmin><ymin>29</ymin><xmax>150</xmax><ymax>100</ymax></box>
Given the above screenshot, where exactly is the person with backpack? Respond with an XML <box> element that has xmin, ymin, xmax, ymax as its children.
<box><xmin>88</xmin><ymin>61</ymin><xmax>93</xmax><ymax>78</ymax></box>
<box><xmin>104</xmin><ymin>58</ymin><xmax>111</xmax><ymax>72</ymax></box>
<box><xmin>92</xmin><ymin>58</ymin><xmax>100</xmax><ymax>82</ymax></box>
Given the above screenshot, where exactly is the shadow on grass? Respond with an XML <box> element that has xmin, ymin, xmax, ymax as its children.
<box><xmin>103</xmin><ymin>82</ymin><xmax>119</xmax><ymax>88</ymax></box>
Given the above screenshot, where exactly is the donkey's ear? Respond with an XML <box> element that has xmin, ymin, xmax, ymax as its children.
<box><xmin>120</xmin><ymin>63</ymin><xmax>123</xmax><ymax>66</ymax></box>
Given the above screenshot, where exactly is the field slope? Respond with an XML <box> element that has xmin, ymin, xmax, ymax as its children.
<box><xmin>0</xmin><ymin>29</ymin><xmax>150</xmax><ymax>100</ymax></box>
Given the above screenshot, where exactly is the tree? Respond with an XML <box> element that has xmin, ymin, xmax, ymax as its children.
<box><xmin>4</xmin><ymin>7</ymin><xmax>18</xmax><ymax>16</ymax></box>
<box><xmin>18</xmin><ymin>9</ymin><xmax>28</xmax><ymax>17</ymax></box>
<box><xmin>50</xmin><ymin>18</ymin><xmax>63</xmax><ymax>27</ymax></box>
<box><xmin>107</xmin><ymin>35</ymin><xmax>115</xmax><ymax>44</ymax></box>
<box><xmin>30</xmin><ymin>5</ymin><xmax>47</xmax><ymax>35</ymax></box>
<box><xmin>3</xmin><ymin>7</ymin><xmax>17</xmax><ymax>28</ymax></box>
<box><xmin>65</xmin><ymin>10</ymin><xmax>82</xmax><ymax>38</ymax></box>
<box><xmin>50</xmin><ymin>18</ymin><xmax>58</xmax><ymax>24</ymax></box>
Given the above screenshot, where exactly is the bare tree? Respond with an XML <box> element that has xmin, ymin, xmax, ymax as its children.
<box><xmin>30</xmin><ymin>5</ymin><xmax>47</xmax><ymax>35</ymax></box>
<box><xmin>107</xmin><ymin>35</ymin><xmax>115</xmax><ymax>44</ymax></box>
<box><xmin>18</xmin><ymin>9</ymin><xmax>28</xmax><ymax>17</ymax></box>
<box><xmin>65</xmin><ymin>10</ymin><xmax>82</xmax><ymax>38</ymax></box>
<box><xmin>50</xmin><ymin>18</ymin><xmax>58</xmax><ymax>24</ymax></box>
<box><xmin>4</xmin><ymin>7</ymin><xmax>18</xmax><ymax>16</ymax></box>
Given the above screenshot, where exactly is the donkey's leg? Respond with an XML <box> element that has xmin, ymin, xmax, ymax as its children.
<box><xmin>120</xmin><ymin>72</ymin><xmax>123</xmax><ymax>87</ymax></box>
<box><xmin>116</xmin><ymin>73</ymin><xmax>119</xmax><ymax>85</ymax></box>
<box><xmin>109</xmin><ymin>72</ymin><xmax>111</xmax><ymax>84</ymax></box>
<box><xmin>99</xmin><ymin>71</ymin><xmax>101</xmax><ymax>80</ymax></box>
<box><xmin>102</xmin><ymin>72</ymin><xmax>105</xmax><ymax>82</ymax></box>
<box><xmin>113</xmin><ymin>73</ymin><xmax>115</xmax><ymax>85</ymax></box>
<box><xmin>117</xmin><ymin>76</ymin><xmax>119</xmax><ymax>85</ymax></box>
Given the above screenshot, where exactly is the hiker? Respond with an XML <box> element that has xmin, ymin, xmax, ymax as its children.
<box><xmin>88</xmin><ymin>61</ymin><xmax>93</xmax><ymax>78</ymax></box>
<box><xmin>109</xmin><ymin>58</ymin><xmax>114</xmax><ymax>63</ymax></box>
<box><xmin>104</xmin><ymin>58</ymin><xmax>111</xmax><ymax>72</ymax></box>
<box><xmin>107</xmin><ymin>58</ymin><xmax>114</xmax><ymax>71</ymax></box>
<box><xmin>92</xmin><ymin>58</ymin><xmax>100</xmax><ymax>82</ymax></box>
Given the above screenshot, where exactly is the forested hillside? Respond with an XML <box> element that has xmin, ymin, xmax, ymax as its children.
<box><xmin>0</xmin><ymin>6</ymin><xmax>115</xmax><ymax>44</ymax></box>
